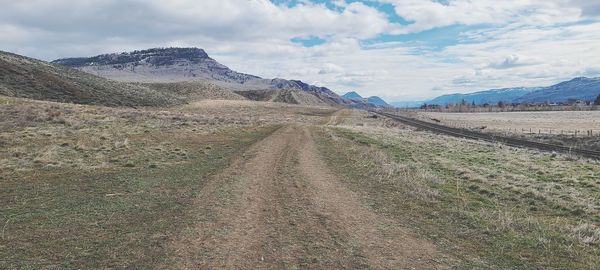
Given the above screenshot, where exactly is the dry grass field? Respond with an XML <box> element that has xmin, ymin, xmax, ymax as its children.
<box><xmin>0</xmin><ymin>96</ymin><xmax>335</xmax><ymax>268</ymax></box>
<box><xmin>318</xmin><ymin>110</ymin><xmax>600</xmax><ymax>269</ymax></box>
<box><xmin>420</xmin><ymin>111</ymin><xmax>600</xmax><ymax>134</ymax></box>
<box><xmin>2</xmin><ymin>100</ymin><xmax>599</xmax><ymax>269</ymax></box>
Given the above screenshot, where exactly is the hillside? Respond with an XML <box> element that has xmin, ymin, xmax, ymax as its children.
<box><xmin>427</xmin><ymin>87</ymin><xmax>538</xmax><ymax>106</ymax></box>
<box><xmin>516</xmin><ymin>77</ymin><xmax>600</xmax><ymax>103</ymax></box>
<box><xmin>53</xmin><ymin>48</ymin><xmax>349</xmax><ymax>106</ymax></box>
<box><xmin>0</xmin><ymin>51</ymin><xmax>182</xmax><ymax>107</ymax></box>
<box><xmin>366</xmin><ymin>96</ymin><xmax>391</xmax><ymax>107</ymax></box>
<box><xmin>141</xmin><ymin>81</ymin><xmax>246</xmax><ymax>101</ymax></box>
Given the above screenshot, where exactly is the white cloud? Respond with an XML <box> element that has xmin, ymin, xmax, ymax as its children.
<box><xmin>383</xmin><ymin>0</ymin><xmax>582</xmax><ymax>34</ymax></box>
<box><xmin>0</xmin><ymin>0</ymin><xmax>599</xmax><ymax>101</ymax></box>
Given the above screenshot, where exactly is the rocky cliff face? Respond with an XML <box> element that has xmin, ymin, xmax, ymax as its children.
<box><xmin>53</xmin><ymin>47</ymin><xmax>349</xmax><ymax>106</ymax></box>
<box><xmin>53</xmin><ymin>48</ymin><xmax>211</xmax><ymax>67</ymax></box>
<box><xmin>52</xmin><ymin>48</ymin><xmax>260</xmax><ymax>84</ymax></box>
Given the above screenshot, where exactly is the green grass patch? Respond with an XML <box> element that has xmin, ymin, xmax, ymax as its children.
<box><xmin>0</xmin><ymin>126</ymin><xmax>278</xmax><ymax>269</ymax></box>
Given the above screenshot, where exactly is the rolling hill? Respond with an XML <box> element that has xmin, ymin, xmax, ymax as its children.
<box><xmin>366</xmin><ymin>96</ymin><xmax>391</xmax><ymax>107</ymax></box>
<box><xmin>341</xmin><ymin>91</ymin><xmax>391</xmax><ymax>108</ymax></box>
<box><xmin>0</xmin><ymin>50</ymin><xmax>182</xmax><ymax>107</ymax></box>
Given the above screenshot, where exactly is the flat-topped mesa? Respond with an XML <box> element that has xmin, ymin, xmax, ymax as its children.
<box><xmin>53</xmin><ymin>47</ymin><xmax>211</xmax><ymax>67</ymax></box>
<box><xmin>50</xmin><ymin>47</ymin><xmax>357</xmax><ymax>106</ymax></box>
<box><xmin>51</xmin><ymin>47</ymin><xmax>261</xmax><ymax>84</ymax></box>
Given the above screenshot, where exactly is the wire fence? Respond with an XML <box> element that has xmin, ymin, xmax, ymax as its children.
<box><xmin>444</xmin><ymin>122</ymin><xmax>600</xmax><ymax>137</ymax></box>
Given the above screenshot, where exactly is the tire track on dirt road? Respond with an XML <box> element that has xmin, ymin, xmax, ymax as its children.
<box><xmin>298</xmin><ymin>127</ymin><xmax>450</xmax><ymax>269</ymax></box>
<box><xmin>173</xmin><ymin>125</ymin><xmax>450</xmax><ymax>269</ymax></box>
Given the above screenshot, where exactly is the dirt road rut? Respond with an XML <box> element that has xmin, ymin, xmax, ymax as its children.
<box><xmin>174</xmin><ymin>125</ymin><xmax>449</xmax><ymax>269</ymax></box>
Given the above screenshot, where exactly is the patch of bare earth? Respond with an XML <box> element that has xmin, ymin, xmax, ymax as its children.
<box><xmin>173</xmin><ymin>125</ymin><xmax>450</xmax><ymax>269</ymax></box>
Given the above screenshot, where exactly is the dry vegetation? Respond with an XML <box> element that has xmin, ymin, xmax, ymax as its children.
<box><xmin>2</xmin><ymin>99</ymin><xmax>599</xmax><ymax>269</ymax></box>
<box><xmin>0</xmin><ymin>97</ymin><xmax>335</xmax><ymax>177</ymax></box>
<box><xmin>0</xmin><ymin>51</ymin><xmax>182</xmax><ymax>107</ymax></box>
<box><xmin>0</xmin><ymin>96</ymin><xmax>335</xmax><ymax>268</ymax></box>
<box><xmin>315</xmin><ymin>110</ymin><xmax>600</xmax><ymax>269</ymax></box>
<box><xmin>420</xmin><ymin>111</ymin><xmax>600</xmax><ymax>134</ymax></box>
<box><xmin>142</xmin><ymin>81</ymin><xmax>246</xmax><ymax>101</ymax></box>
<box><xmin>417</xmin><ymin>111</ymin><xmax>600</xmax><ymax>151</ymax></box>
<box><xmin>234</xmin><ymin>88</ymin><xmax>334</xmax><ymax>107</ymax></box>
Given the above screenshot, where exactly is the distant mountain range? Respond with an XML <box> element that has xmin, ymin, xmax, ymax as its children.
<box><xmin>341</xmin><ymin>91</ymin><xmax>391</xmax><ymax>108</ymax></box>
<box><xmin>392</xmin><ymin>77</ymin><xmax>600</xmax><ymax>107</ymax></box>
<box><xmin>10</xmin><ymin>46</ymin><xmax>594</xmax><ymax>109</ymax></box>
<box><xmin>515</xmin><ymin>77</ymin><xmax>600</xmax><ymax>104</ymax></box>
<box><xmin>427</xmin><ymin>87</ymin><xmax>539</xmax><ymax>106</ymax></box>
<box><xmin>52</xmin><ymin>47</ymin><xmax>384</xmax><ymax>107</ymax></box>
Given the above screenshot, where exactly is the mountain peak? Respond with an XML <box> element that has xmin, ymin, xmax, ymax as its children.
<box><xmin>53</xmin><ymin>47</ymin><xmax>211</xmax><ymax>67</ymax></box>
<box><xmin>342</xmin><ymin>91</ymin><xmax>363</xmax><ymax>99</ymax></box>
<box><xmin>366</xmin><ymin>96</ymin><xmax>391</xmax><ymax>107</ymax></box>
<box><xmin>49</xmin><ymin>47</ymin><xmax>348</xmax><ymax>105</ymax></box>
<box><xmin>51</xmin><ymin>47</ymin><xmax>262</xmax><ymax>84</ymax></box>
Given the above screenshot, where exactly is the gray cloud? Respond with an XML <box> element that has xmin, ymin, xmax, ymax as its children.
<box><xmin>571</xmin><ymin>0</ymin><xmax>600</xmax><ymax>16</ymax></box>
<box><xmin>0</xmin><ymin>0</ymin><xmax>390</xmax><ymax>60</ymax></box>
<box><xmin>486</xmin><ymin>54</ymin><xmax>539</xmax><ymax>69</ymax></box>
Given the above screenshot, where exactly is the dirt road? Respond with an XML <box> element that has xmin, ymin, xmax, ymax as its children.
<box><xmin>173</xmin><ymin>125</ymin><xmax>449</xmax><ymax>269</ymax></box>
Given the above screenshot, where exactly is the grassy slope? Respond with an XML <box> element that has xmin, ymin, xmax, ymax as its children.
<box><xmin>314</xmin><ymin>126</ymin><xmax>600</xmax><ymax>269</ymax></box>
<box><xmin>142</xmin><ymin>81</ymin><xmax>246</xmax><ymax>102</ymax></box>
<box><xmin>0</xmin><ymin>51</ymin><xmax>181</xmax><ymax>107</ymax></box>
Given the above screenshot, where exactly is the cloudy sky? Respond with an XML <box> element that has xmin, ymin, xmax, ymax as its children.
<box><xmin>1</xmin><ymin>0</ymin><xmax>600</xmax><ymax>101</ymax></box>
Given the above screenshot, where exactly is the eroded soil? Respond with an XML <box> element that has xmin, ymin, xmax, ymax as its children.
<box><xmin>173</xmin><ymin>125</ymin><xmax>450</xmax><ymax>269</ymax></box>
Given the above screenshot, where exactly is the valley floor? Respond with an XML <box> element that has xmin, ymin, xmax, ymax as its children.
<box><xmin>1</xmin><ymin>98</ymin><xmax>599</xmax><ymax>269</ymax></box>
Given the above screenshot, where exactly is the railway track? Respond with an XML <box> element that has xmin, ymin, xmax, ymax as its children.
<box><xmin>376</xmin><ymin>112</ymin><xmax>600</xmax><ymax>160</ymax></box>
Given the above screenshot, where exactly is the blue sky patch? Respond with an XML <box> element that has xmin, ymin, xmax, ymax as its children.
<box><xmin>362</xmin><ymin>24</ymin><xmax>491</xmax><ymax>52</ymax></box>
<box><xmin>291</xmin><ymin>36</ymin><xmax>328</xmax><ymax>47</ymax></box>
